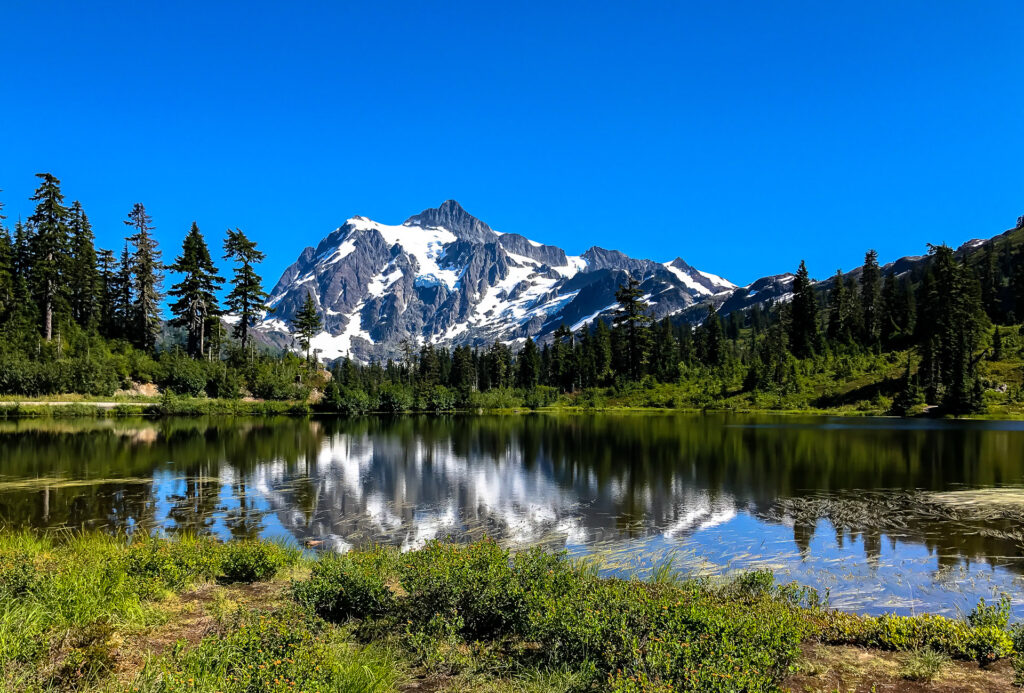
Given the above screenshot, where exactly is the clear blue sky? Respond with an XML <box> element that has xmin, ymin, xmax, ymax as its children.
<box><xmin>1</xmin><ymin>1</ymin><xmax>1022</xmax><ymax>287</ymax></box>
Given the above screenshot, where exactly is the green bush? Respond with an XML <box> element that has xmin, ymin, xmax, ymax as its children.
<box><xmin>819</xmin><ymin>608</ymin><xmax>1014</xmax><ymax>663</ymax></box>
<box><xmin>376</xmin><ymin>383</ymin><xmax>413</xmax><ymax>413</ymax></box>
<box><xmin>398</xmin><ymin>540</ymin><xmax>531</xmax><ymax>639</ymax></box>
<box><xmin>219</xmin><ymin>540</ymin><xmax>298</xmax><ymax>583</ymax></box>
<box><xmin>293</xmin><ymin>548</ymin><xmax>396</xmax><ymax>621</ymax></box>
<box><xmin>419</xmin><ymin>384</ymin><xmax>457</xmax><ymax>412</ymax></box>
<box><xmin>123</xmin><ymin>535</ymin><xmax>223</xmax><ymax>596</ymax></box>
<box><xmin>136</xmin><ymin>607</ymin><xmax>398</xmax><ymax>693</ymax></box>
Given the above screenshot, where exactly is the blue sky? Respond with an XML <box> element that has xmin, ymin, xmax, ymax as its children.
<box><xmin>1</xmin><ymin>1</ymin><xmax>1022</xmax><ymax>287</ymax></box>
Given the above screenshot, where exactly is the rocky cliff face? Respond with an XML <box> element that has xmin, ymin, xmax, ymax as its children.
<box><xmin>257</xmin><ymin>200</ymin><xmax>738</xmax><ymax>360</ymax></box>
<box><xmin>256</xmin><ymin>200</ymin><xmax>1013</xmax><ymax>361</ymax></box>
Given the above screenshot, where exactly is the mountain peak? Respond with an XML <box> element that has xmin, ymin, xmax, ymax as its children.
<box><xmin>404</xmin><ymin>200</ymin><xmax>496</xmax><ymax>243</ymax></box>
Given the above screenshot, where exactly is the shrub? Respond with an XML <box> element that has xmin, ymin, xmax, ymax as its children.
<box><xmin>293</xmin><ymin>548</ymin><xmax>396</xmax><ymax>621</ymax></box>
<box><xmin>137</xmin><ymin>607</ymin><xmax>399</xmax><ymax>693</ymax></box>
<box><xmin>157</xmin><ymin>355</ymin><xmax>208</xmax><ymax>397</ymax></box>
<box><xmin>219</xmin><ymin>540</ymin><xmax>297</xmax><ymax>583</ymax></box>
<box><xmin>123</xmin><ymin>535</ymin><xmax>222</xmax><ymax>596</ymax></box>
<box><xmin>900</xmin><ymin>648</ymin><xmax>948</xmax><ymax>682</ymax></box>
<box><xmin>376</xmin><ymin>383</ymin><xmax>413</xmax><ymax>413</ymax></box>
<box><xmin>419</xmin><ymin>385</ymin><xmax>456</xmax><ymax>412</ymax></box>
<box><xmin>820</xmin><ymin>610</ymin><xmax>1014</xmax><ymax>663</ymax></box>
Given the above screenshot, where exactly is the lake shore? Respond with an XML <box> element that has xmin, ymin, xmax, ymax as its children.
<box><xmin>2</xmin><ymin>394</ymin><xmax>1024</xmax><ymax>420</ymax></box>
<box><xmin>2</xmin><ymin>531</ymin><xmax>1021</xmax><ymax>693</ymax></box>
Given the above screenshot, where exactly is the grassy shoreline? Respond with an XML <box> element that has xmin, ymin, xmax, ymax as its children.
<box><xmin>2</xmin><ymin>531</ymin><xmax>1022</xmax><ymax>692</ymax></box>
<box><xmin>1</xmin><ymin>396</ymin><xmax>1023</xmax><ymax>420</ymax></box>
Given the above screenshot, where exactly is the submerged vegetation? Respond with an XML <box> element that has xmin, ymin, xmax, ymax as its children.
<box><xmin>2</xmin><ymin>531</ymin><xmax>1023</xmax><ymax>692</ymax></box>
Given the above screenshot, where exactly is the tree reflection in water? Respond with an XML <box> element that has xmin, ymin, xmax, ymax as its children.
<box><xmin>1</xmin><ymin>413</ymin><xmax>1023</xmax><ymax>615</ymax></box>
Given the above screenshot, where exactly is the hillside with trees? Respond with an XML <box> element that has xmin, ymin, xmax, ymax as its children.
<box><xmin>1</xmin><ymin>172</ymin><xmax>1022</xmax><ymax>417</ymax></box>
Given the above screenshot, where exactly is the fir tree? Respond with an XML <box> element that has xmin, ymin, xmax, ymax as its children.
<box><xmin>516</xmin><ymin>336</ymin><xmax>541</xmax><ymax>389</ymax></box>
<box><xmin>699</xmin><ymin>303</ymin><xmax>725</xmax><ymax>367</ymax></box>
<box><xmin>651</xmin><ymin>317</ymin><xmax>679</xmax><ymax>381</ymax></box>
<box><xmin>592</xmin><ymin>318</ymin><xmax>613</xmax><ymax>385</ymax></box>
<box><xmin>880</xmin><ymin>272</ymin><xmax>900</xmax><ymax>345</ymax></box>
<box><xmin>979</xmin><ymin>241</ymin><xmax>1000</xmax><ymax>320</ymax></box>
<box><xmin>27</xmin><ymin>173</ymin><xmax>70</xmax><ymax>341</ymax></box>
<box><xmin>0</xmin><ymin>197</ymin><xmax>12</xmax><ymax>320</ymax></box>
<box><xmin>168</xmin><ymin>222</ymin><xmax>223</xmax><ymax>357</ymax></box>
<box><xmin>223</xmin><ymin>228</ymin><xmax>269</xmax><ymax>356</ymax></box>
<box><xmin>67</xmin><ymin>201</ymin><xmax>99</xmax><ymax>328</ymax></box>
<box><xmin>112</xmin><ymin>241</ymin><xmax>134</xmax><ymax>340</ymax></box>
<box><xmin>860</xmin><ymin>249</ymin><xmax>881</xmax><ymax>344</ymax></box>
<box><xmin>96</xmin><ymin>248</ymin><xmax>118</xmax><ymax>337</ymax></box>
<box><xmin>1013</xmin><ymin>247</ymin><xmax>1024</xmax><ymax>322</ymax></box>
<box><xmin>826</xmin><ymin>270</ymin><xmax>853</xmax><ymax>343</ymax></box>
<box><xmin>124</xmin><ymin>203</ymin><xmax>163</xmax><ymax>351</ymax></box>
<box><xmin>788</xmin><ymin>260</ymin><xmax>820</xmax><ymax>359</ymax></box>
<box><xmin>612</xmin><ymin>276</ymin><xmax>651</xmax><ymax>380</ymax></box>
<box><xmin>290</xmin><ymin>291</ymin><xmax>323</xmax><ymax>363</ymax></box>
<box><xmin>917</xmin><ymin>244</ymin><xmax>986</xmax><ymax>412</ymax></box>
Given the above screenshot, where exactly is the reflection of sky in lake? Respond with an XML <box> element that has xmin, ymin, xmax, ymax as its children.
<box><xmin>3</xmin><ymin>414</ymin><xmax>1024</xmax><ymax>618</ymax></box>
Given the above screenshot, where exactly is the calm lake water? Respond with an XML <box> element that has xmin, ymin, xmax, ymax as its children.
<box><xmin>2</xmin><ymin>413</ymin><xmax>1024</xmax><ymax>616</ymax></box>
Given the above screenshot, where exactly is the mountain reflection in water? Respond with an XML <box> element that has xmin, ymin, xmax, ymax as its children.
<box><xmin>1</xmin><ymin>413</ymin><xmax>1023</xmax><ymax>616</ymax></box>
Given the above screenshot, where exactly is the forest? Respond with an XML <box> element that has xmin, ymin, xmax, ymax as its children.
<box><xmin>1</xmin><ymin>172</ymin><xmax>1023</xmax><ymax>417</ymax></box>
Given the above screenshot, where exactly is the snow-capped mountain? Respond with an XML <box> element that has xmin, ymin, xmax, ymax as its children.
<box><xmin>258</xmin><ymin>200</ymin><xmax>736</xmax><ymax>361</ymax></box>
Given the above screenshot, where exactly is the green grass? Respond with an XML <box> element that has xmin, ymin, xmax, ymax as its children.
<box><xmin>2</xmin><ymin>533</ymin><xmax>1023</xmax><ymax>692</ymax></box>
<box><xmin>0</xmin><ymin>531</ymin><xmax>299</xmax><ymax>691</ymax></box>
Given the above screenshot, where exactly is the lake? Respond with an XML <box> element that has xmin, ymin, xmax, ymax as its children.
<box><xmin>2</xmin><ymin>412</ymin><xmax>1024</xmax><ymax>617</ymax></box>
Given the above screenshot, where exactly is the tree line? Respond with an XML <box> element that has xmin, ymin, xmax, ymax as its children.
<box><xmin>1</xmin><ymin>172</ymin><xmax>1022</xmax><ymax>414</ymax></box>
<box><xmin>321</xmin><ymin>236</ymin><xmax>1024</xmax><ymax>415</ymax></box>
<box><xmin>0</xmin><ymin>173</ymin><xmax>317</xmax><ymax>399</ymax></box>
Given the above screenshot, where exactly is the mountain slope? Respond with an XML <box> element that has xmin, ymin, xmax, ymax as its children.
<box><xmin>258</xmin><ymin>201</ymin><xmax>735</xmax><ymax>360</ymax></box>
<box><xmin>259</xmin><ymin>199</ymin><xmax>1023</xmax><ymax>362</ymax></box>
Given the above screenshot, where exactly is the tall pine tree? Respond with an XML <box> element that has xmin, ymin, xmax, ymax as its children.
<box><xmin>860</xmin><ymin>249</ymin><xmax>881</xmax><ymax>345</ymax></box>
<box><xmin>223</xmin><ymin>228</ymin><xmax>269</xmax><ymax>355</ymax></box>
<box><xmin>96</xmin><ymin>248</ymin><xmax>118</xmax><ymax>338</ymax></box>
<box><xmin>67</xmin><ymin>201</ymin><xmax>99</xmax><ymax>328</ymax></box>
<box><xmin>168</xmin><ymin>222</ymin><xmax>223</xmax><ymax>357</ymax></box>
<box><xmin>290</xmin><ymin>291</ymin><xmax>322</xmax><ymax>363</ymax></box>
<box><xmin>27</xmin><ymin>173</ymin><xmax>70</xmax><ymax>341</ymax></box>
<box><xmin>612</xmin><ymin>276</ymin><xmax>651</xmax><ymax>381</ymax></box>
<box><xmin>124</xmin><ymin>203</ymin><xmax>163</xmax><ymax>351</ymax></box>
<box><xmin>788</xmin><ymin>260</ymin><xmax>820</xmax><ymax>359</ymax></box>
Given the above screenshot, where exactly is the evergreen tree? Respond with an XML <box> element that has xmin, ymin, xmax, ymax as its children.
<box><xmin>1013</xmin><ymin>247</ymin><xmax>1024</xmax><ymax>322</ymax></box>
<box><xmin>826</xmin><ymin>270</ymin><xmax>854</xmax><ymax>343</ymax></box>
<box><xmin>612</xmin><ymin>276</ymin><xmax>651</xmax><ymax>380</ymax></box>
<box><xmin>516</xmin><ymin>336</ymin><xmax>541</xmax><ymax>389</ymax></box>
<box><xmin>592</xmin><ymin>318</ymin><xmax>613</xmax><ymax>384</ymax></box>
<box><xmin>223</xmin><ymin>228</ymin><xmax>269</xmax><ymax>356</ymax></box>
<box><xmin>788</xmin><ymin>260</ymin><xmax>820</xmax><ymax>359</ymax></box>
<box><xmin>112</xmin><ymin>241</ymin><xmax>134</xmax><ymax>340</ymax></box>
<box><xmin>96</xmin><ymin>248</ymin><xmax>118</xmax><ymax>337</ymax></box>
<box><xmin>124</xmin><ymin>203</ymin><xmax>163</xmax><ymax>351</ymax></box>
<box><xmin>979</xmin><ymin>241</ymin><xmax>1000</xmax><ymax>319</ymax></box>
<box><xmin>0</xmin><ymin>197</ymin><xmax>12</xmax><ymax>320</ymax></box>
<box><xmin>860</xmin><ymin>250</ymin><xmax>881</xmax><ymax>344</ymax></box>
<box><xmin>917</xmin><ymin>244</ymin><xmax>986</xmax><ymax>413</ymax></box>
<box><xmin>67</xmin><ymin>201</ymin><xmax>99</xmax><ymax>328</ymax></box>
<box><xmin>698</xmin><ymin>304</ymin><xmax>725</xmax><ymax>367</ymax></box>
<box><xmin>450</xmin><ymin>345</ymin><xmax>476</xmax><ymax>393</ymax></box>
<box><xmin>651</xmin><ymin>317</ymin><xmax>679</xmax><ymax>381</ymax></box>
<box><xmin>290</xmin><ymin>291</ymin><xmax>323</xmax><ymax>363</ymax></box>
<box><xmin>485</xmin><ymin>341</ymin><xmax>513</xmax><ymax>389</ymax></box>
<box><xmin>27</xmin><ymin>173</ymin><xmax>70</xmax><ymax>341</ymax></box>
<box><xmin>880</xmin><ymin>272</ymin><xmax>900</xmax><ymax>345</ymax></box>
<box><xmin>168</xmin><ymin>222</ymin><xmax>223</xmax><ymax>357</ymax></box>
<box><xmin>991</xmin><ymin>326</ymin><xmax>1004</xmax><ymax>361</ymax></box>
